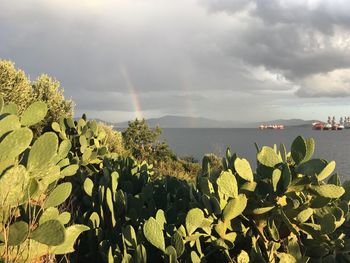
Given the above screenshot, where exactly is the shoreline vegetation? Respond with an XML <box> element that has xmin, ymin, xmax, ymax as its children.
<box><xmin>1</xmin><ymin>60</ymin><xmax>350</xmax><ymax>262</ymax></box>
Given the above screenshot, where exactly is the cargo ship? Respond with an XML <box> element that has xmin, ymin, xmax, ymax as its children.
<box><xmin>312</xmin><ymin>116</ymin><xmax>346</xmax><ymax>130</ymax></box>
<box><xmin>259</xmin><ymin>124</ymin><xmax>285</xmax><ymax>130</ymax></box>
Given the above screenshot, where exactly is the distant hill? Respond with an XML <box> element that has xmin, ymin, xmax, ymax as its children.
<box><xmin>115</xmin><ymin>115</ymin><xmax>317</xmax><ymax>128</ymax></box>
<box><xmin>117</xmin><ymin>115</ymin><xmax>239</xmax><ymax>128</ymax></box>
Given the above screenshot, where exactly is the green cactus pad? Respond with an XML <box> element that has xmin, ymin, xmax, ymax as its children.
<box><xmin>52</xmin><ymin>224</ymin><xmax>89</xmax><ymax>254</ymax></box>
<box><xmin>156</xmin><ymin>209</ymin><xmax>167</xmax><ymax>230</ymax></box>
<box><xmin>0</xmin><ymin>165</ymin><xmax>29</xmax><ymax>207</ymax></box>
<box><xmin>222</xmin><ymin>194</ymin><xmax>247</xmax><ymax>222</ymax></box>
<box><xmin>217</xmin><ymin>170</ymin><xmax>238</xmax><ymax>198</ymax></box>
<box><xmin>165</xmin><ymin>246</ymin><xmax>177</xmax><ymax>262</ymax></box>
<box><xmin>8</xmin><ymin>221</ymin><xmax>29</xmax><ymax>246</ymax></box>
<box><xmin>58</xmin><ymin>140</ymin><xmax>72</xmax><ymax>158</ymax></box>
<box><xmin>0</xmin><ymin>96</ymin><xmax>3</xmax><ymax>112</ymax></box>
<box><xmin>88</xmin><ymin>212</ymin><xmax>100</xmax><ymax>228</ymax></box>
<box><xmin>57</xmin><ymin>212</ymin><xmax>71</xmax><ymax>225</ymax></box>
<box><xmin>106</xmin><ymin>188</ymin><xmax>116</xmax><ymax>227</ymax></box>
<box><xmin>296</xmin><ymin>159</ymin><xmax>327</xmax><ymax>177</ymax></box>
<box><xmin>3</xmin><ymin>103</ymin><xmax>18</xmax><ymax>115</ymax></box>
<box><xmin>27</xmin><ymin>132</ymin><xmax>58</xmax><ymax>173</ymax></box>
<box><xmin>20</xmin><ymin>101</ymin><xmax>48</xmax><ymax>126</ymax></box>
<box><xmin>277</xmin><ymin>253</ymin><xmax>296</xmax><ymax>262</ymax></box>
<box><xmin>272</xmin><ymin>169</ymin><xmax>281</xmax><ymax>192</ymax></box>
<box><xmin>171</xmin><ymin>231</ymin><xmax>185</xmax><ymax>257</ymax></box>
<box><xmin>257</xmin><ymin>146</ymin><xmax>282</xmax><ymax>167</ymax></box>
<box><xmin>60</xmin><ymin>164</ymin><xmax>79</xmax><ymax>177</ymax></box>
<box><xmin>83</xmin><ymin>178</ymin><xmax>94</xmax><ymax>196</ymax></box>
<box><xmin>304</xmin><ymin>138</ymin><xmax>315</xmax><ymax>161</ymax></box>
<box><xmin>43</xmin><ymin>182</ymin><xmax>72</xmax><ymax>208</ymax></box>
<box><xmin>310</xmin><ymin>184</ymin><xmax>345</xmax><ymax>198</ymax></box>
<box><xmin>267</xmin><ymin>218</ymin><xmax>280</xmax><ymax>241</ymax></box>
<box><xmin>31</xmin><ymin>220</ymin><xmax>65</xmax><ymax>246</ymax></box>
<box><xmin>0</xmin><ymin>115</ymin><xmax>20</xmax><ymax>138</ymax></box>
<box><xmin>237</xmin><ymin>250</ymin><xmax>250</xmax><ymax>263</ymax></box>
<box><xmin>143</xmin><ymin>217</ymin><xmax>165</xmax><ymax>252</ymax></box>
<box><xmin>296</xmin><ymin>208</ymin><xmax>313</xmax><ymax>223</ymax></box>
<box><xmin>234</xmin><ymin>158</ymin><xmax>254</xmax><ymax>182</ymax></box>
<box><xmin>320</xmin><ymin>214</ymin><xmax>336</xmax><ymax>234</ymax></box>
<box><xmin>252</xmin><ymin>206</ymin><xmax>274</xmax><ymax>215</ymax></box>
<box><xmin>291</xmin><ymin>136</ymin><xmax>307</xmax><ymax>164</ymax></box>
<box><xmin>133</xmin><ymin>244</ymin><xmax>147</xmax><ymax>263</ymax></box>
<box><xmin>317</xmin><ymin>161</ymin><xmax>336</xmax><ymax>181</ymax></box>
<box><xmin>0</xmin><ymin>128</ymin><xmax>33</xmax><ymax>162</ymax></box>
<box><xmin>186</xmin><ymin>208</ymin><xmax>204</xmax><ymax>235</ymax></box>
<box><xmin>123</xmin><ymin>225</ymin><xmax>137</xmax><ymax>248</ymax></box>
<box><xmin>51</xmin><ymin>122</ymin><xmax>61</xmax><ymax>132</ymax></box>
<box><xmin>39</xmin><ymin>207</ymin><xmax>60</xmax><ymax>224</ymax></box>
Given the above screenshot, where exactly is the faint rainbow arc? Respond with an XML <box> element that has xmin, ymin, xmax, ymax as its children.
<box><xmin>119</xmin><ymin>65</ymin><xmax>143</xmax><ymax>120</ymax></box>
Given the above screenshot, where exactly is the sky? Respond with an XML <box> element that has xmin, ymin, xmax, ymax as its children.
<box><xmin>1</xmin><ymin>0</ymin><xmax>350</xmax><ymax>123</ymax></box>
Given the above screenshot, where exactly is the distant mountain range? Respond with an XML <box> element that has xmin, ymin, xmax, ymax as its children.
<box><xmin>113</xmin><ymin>115</ymin><xmax>318</xmax><ymax>128</ymax></box>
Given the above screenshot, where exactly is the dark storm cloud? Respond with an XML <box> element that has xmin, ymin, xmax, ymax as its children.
<box><xmin>202</xmin><ymin>0</ymin><xmax>350</xmax><ymax>97</ymax></box>
<box><xmin>1</xmin><ymin>0</ymin><xmax>350</xmax><ymax>121</ymax></box>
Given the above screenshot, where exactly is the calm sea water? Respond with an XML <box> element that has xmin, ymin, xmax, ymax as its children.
<box><xmin>160</xmin><ymin>127</ymin><xmax>350</xmax><ymax>181</ymax></box>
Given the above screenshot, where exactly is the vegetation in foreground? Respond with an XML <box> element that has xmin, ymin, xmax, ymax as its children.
<box><xmin>1</xmin><ymin>60</ymin><xmax>350</xmax><ymax>262</ymax></box>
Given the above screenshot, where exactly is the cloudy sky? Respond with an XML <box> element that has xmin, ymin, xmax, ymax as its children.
<box><xmin>1</xmin><ymin>0</ymin><xmax>350</xmax><ymax>122</ymax></box>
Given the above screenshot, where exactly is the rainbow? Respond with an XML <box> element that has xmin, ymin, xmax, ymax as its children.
<box><xmin>119</xmin><ymin>65</ymin><xmax>143</xmax><ymax>120</ymax></box>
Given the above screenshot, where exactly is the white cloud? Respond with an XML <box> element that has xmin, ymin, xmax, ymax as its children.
<box><xmin>297</xmin><ymin>68</ymin><xmax>350</xmax><ymax>97</ymax></box>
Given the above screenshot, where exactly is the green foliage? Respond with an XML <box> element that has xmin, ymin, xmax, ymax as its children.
<box><xmin>0</xmin><ymin>98</ymin><xmax>87</xmax><ymax>262</ymax></box>
<box><xmin>0</xmin><ymin>60</ymin><xmax>74</xmax><ymax>136</ymax></box>
<box><xmin>71</xmin><ymin>132</ymin><xmax>350</xmax><ymax>262</ymax></box>
<box><xmin>122</xmin><ymin>118</ymin><xmax>201</xmax><ymax>182</ymax></box>
<box><xmin>98</xmin><ymin>122</ymin><xmax>126</xmax><ymax>155</ymax></box>
<box><xmin>122</xmin><ymin>118</ymin><xmax>175</xmax><ymax>163</ymax></box>
<box><xmin>0</xmin><ymin>60</ymin><xmax>33</xmax><ymax>114</ymax></box>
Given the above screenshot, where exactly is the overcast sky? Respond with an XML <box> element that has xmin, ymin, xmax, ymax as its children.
<box><xmin>1</xmin><ymin>0</ymin><xmax>350</xmax><ymax>122</ymax></box>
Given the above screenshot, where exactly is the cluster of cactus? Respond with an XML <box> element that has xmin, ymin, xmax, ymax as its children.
<box><xmin>3</xmin><ymin>99</ymin><xmax>350</xmax><ymax>262</ymax></box>
<box><xmin>72</xmin><ymin>131</ymin><xmax>350</xmax><ymax>262</ymax></box>
<box><xmin>0</xmin><ymin>97</ymin><xmax>88</xmax><ymax>262</ymax></box>
<box><xmin>195</xmin><ymin>136</ymin><xmax>350</xmax><ymax>262</ymax></box>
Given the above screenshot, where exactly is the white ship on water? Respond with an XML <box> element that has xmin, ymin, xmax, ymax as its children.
<box><xmin>312</xmin><ymin>116</ymin><xmax>350</xmax><ymax>130</ymax></box>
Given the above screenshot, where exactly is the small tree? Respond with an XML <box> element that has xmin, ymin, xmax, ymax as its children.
<box><xmin>122</xmin><ymin>118</ymin><xmax>175</xmax><ymax>163</ymax></box>
<box><xmin>0</xmin><ymin>60</ymin><xmax>33</xmax><ymax>114</ymax></box>
<box><xmin>98</xmin><ymin>123</ymin><xmax>126</xmax><ymax>155</ymax></box>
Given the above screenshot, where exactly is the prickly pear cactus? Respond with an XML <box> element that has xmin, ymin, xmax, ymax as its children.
<box><xmin>0</xmin><ymin>97</ymin><xmax>88</xmax><ymax>262</ymax></box>
<box><xmin>71</xmin><ymin>127</ymin><xmax>350</xmax><ymax>262</ymax></box>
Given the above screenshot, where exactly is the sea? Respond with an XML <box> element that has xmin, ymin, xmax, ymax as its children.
<box><xmin>160</xmin><ymin>127</ymin><xmax>350</xmax><ymax>181</ymax></box>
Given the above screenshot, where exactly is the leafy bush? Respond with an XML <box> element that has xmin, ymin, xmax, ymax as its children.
<box><xmin>0</xmin><ymin>60</ymin><xmax>33</xmax><ymax>114</ymax></box>
<box><xmin>156</xmin><ymin>158</ymin><xmax>201</xmax><ymax>182</ymax></box>
<box><xmin>122</xmin><ymin>119</ymin><xmax>175</xmax><ymax>163</ymax></box>
<box><xmin>31</xmin><ymin>74</ymin><xmax>75</xmax><ymax>135</ymax></box>
<box><xmin>97</xmin><ymin>122</ymin><xmax>126</xmax><ymax>155</ymax></box>
<box><xmin>0</xmin><ymin>97</ymin><xmax>87</xmax><ymax>262</ymax></box>
<box><xmin>0</xmin><ymin>60</ymin><xmax>74</xmax><ymax>136</ymax></box>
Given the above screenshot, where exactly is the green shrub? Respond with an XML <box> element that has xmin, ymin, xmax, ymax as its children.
<box><xmin>97</xmin><ymin>122</ymin><xmax>126</xmax><ymax>155</ymax></box>
<box><xmin>0</xmin><ymin>60</ymin><xmax>33</xmax><ymax>114</ymax></box>
<box><xmin>155</xmin><ymin>158</ymin><xmax>201</xmax><ymax>182</ymax></box>
<box><xmin>122</xmin><ymin>119</ymin><xmax>175</xmax><ymax>163</ymax></box>
<box><xmin>0</xmin><ymin>60</ymin><xmax>74</xmax><ymax>136</ymax></box>
<box><xmin>31</xmin><ymin>74</ymin><xmax>75</xmax><ymax>135</ymax></box>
